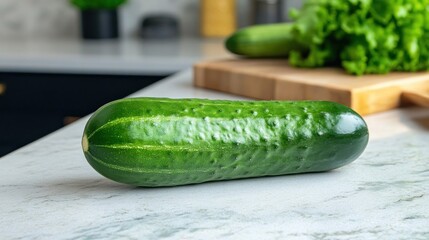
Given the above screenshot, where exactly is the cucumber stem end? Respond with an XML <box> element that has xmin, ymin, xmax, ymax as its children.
<box><xmin>82</xmin><ymin>134</ymin><xmax>89</xmax><ymax>152</ymax></box>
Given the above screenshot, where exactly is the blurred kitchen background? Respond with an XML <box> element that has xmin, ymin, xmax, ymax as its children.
<box><xmin>0</xmin><ymin>0</ymin><xmax>301</xmax><ymax>38</ymax></box>
<box><xmin>0</xmin><ymin>0</ymin><xmax>302</xmax><ymax>156</ymax></box>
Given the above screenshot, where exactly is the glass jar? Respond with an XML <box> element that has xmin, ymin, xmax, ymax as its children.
<box><xmin>200</xmin><ymin>0</ymin><xmax>236</xmax><ymax>37</ymax></box>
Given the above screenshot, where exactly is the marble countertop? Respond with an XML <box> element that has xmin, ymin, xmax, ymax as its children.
<box><xmin>1</xmin><ymin>70</ymin><xmax>428</xmax><ymax>239</ymax></box>
<box><xmin>0</xmin><ymin>38</ymin><xmax>231</xmax><ymax>75</ymax></box>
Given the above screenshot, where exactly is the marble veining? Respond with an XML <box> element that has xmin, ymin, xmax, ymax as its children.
<box><xmin>0</xmin><ymin>72</ymin><xmax>428</xmax><ymax>239</ymax></box>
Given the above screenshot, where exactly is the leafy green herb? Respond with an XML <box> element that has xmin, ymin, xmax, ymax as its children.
<box><xmin>70</xmin><ymin>0</ymin><xmax>127</xmax><ymax>10</ymax></box>
<box><xmin>289</xmin><ymin>0</ymin><xmax>429</xmax><ymax>75</ymax></box>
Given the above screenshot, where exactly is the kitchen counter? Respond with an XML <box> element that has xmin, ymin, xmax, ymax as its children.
<box><xmin>0</xmin><ymin>37</ymin><xmax>232</xmax><ymax>156</ymax></box>
<box><xmin>1</xmin><ymin>70</ymin><xmax>428</xmax><ymax>239</ymax></box>
<box><xmin>0</xmin><ymin>38</ymin><xmax>231</xmax><ymax>75</ymax></box>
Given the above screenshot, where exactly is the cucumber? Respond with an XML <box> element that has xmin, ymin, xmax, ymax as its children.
<box><xmin>225</xmin><ymin>23</ymin><xmax>306</xmax><ymax>58</ymax></box>
<box><xmin>82</xmin><ymin>98</ymin><xmax>368</xmax><ymax>187</ymax></box>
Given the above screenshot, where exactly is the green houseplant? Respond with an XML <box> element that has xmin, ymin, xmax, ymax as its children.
<box><xmin>70</xmin><ymin>0</ymin><xmax>128</xmax><ymax>39</ymax></box>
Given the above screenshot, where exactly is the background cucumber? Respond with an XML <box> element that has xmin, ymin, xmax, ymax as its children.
<box><xmin>225</xmin><ymin>23</ymin><xmax>305</xmax><ymax>58</ymax></box>
<box><xmin>82</xmin><ymin>98</ymin><xmax>369</xmax><ymax>187</ymax></box>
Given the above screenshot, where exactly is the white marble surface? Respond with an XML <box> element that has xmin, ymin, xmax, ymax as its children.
<box><xmin>1</xmin><ymin>70</ymin><xmax>428</xmax><ymax>239</ymax></box>
<box><xmin>0</xmin><ymin>38</ymin><xmax>231</xmax><ymax>75</ymax></box>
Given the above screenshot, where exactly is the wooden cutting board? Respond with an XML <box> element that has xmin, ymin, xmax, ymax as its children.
<box><xmin>193</xmin><ymin>58</ymin><xmax>429</xmax><ymax>115</ymax></box>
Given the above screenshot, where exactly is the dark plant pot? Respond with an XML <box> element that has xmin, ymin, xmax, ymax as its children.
<box><xmin>80</xmin><ymin>9</ymin><xmax>119</xmax><ymax>39</ymax></box>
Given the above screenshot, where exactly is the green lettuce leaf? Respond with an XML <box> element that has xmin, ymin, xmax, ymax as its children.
<box><xmin>289</xmin><ymin>0</ymin><xmax>429</xmax><ymax>75</ymax></box>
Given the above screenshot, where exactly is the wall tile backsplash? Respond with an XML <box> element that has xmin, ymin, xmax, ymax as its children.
<box><xmin>0</xmin><ymin>0</ymin><xmax>78</xmax><ymax>38</ymax></box>
<box><xmin>0</xmin><ymin>0</ymin><xmax>302</xmax><ymax>39</ymax></box>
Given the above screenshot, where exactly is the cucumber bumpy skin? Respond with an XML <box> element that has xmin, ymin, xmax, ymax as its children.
<box><xmin>82</xmin><ymin>98</ymin><xmax>369</xmax><ymax>187</ymax></box>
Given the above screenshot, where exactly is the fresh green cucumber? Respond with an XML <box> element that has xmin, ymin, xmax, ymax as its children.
<box><xmin>225</xmin><ymin>23</ymin><xmax>305</xmax><ymax>57</ymax></box>
<box><xmin>82</xmin><ymin>97</ymin><xmax>368</xmax><ymax>187</ymax></box>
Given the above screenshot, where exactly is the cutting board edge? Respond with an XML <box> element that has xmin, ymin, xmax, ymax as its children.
<box><xmin>194</xmin><ymin>64</ymin><xmax>278</xmax><ymax>99</ymax></box>
<box><xmin>193</xmin><ymin>59</ymin><xmax>429</xmax><ymax>115</ymax></box>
